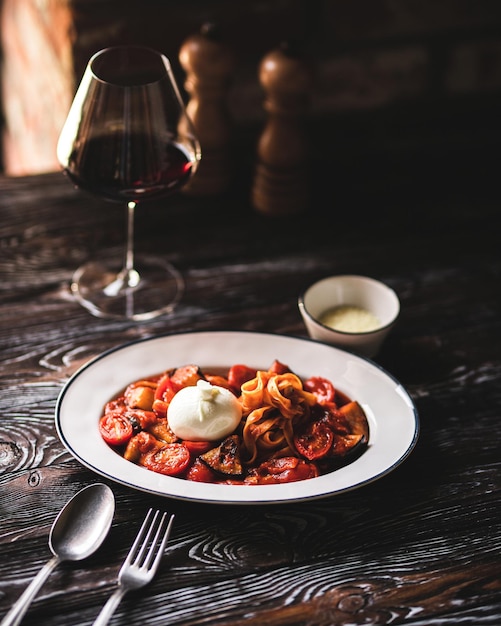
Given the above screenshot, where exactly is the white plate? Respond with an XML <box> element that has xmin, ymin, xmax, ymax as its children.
<box><xmin>55</xmin><ymin>330</ymin><xmax>419</xmax><ymax>505</ymax></box>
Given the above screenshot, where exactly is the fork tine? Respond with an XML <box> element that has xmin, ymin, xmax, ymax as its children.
<box><xmin>132</xmin><ymin>508</ymin><xmax>159</xmax><ymax>567</ymax></box>
<box><xmin>147</xmin><ymin>511</ymin><xmax>174</xmax><ymax>571</ymax></box>
<box><xmin>122</xmin><ymin>508</ymin><xmax>155</xmax><ymax>568</ymax></box>
<box><xmin>123</xmin><ymin>508</ymin><xmax>175</xmax><ymax>572</ymax></box>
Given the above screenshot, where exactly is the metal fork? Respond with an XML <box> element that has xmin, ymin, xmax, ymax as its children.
<box><xmin>92</xmin><ymin>509</ymin><xmax>175</xmax><ymax>626</ymax></box>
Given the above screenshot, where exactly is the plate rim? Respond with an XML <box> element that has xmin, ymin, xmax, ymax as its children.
<box><xmin>55</xmin><ymin>329</ymin><xmax>420</xmax><ymax>505</ymax></box>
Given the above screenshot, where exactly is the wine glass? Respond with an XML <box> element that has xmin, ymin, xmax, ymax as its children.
<box><xmin>57</xmin><ymin>45</ymin><xmax>201</xmax><ymax>320</ymax></box>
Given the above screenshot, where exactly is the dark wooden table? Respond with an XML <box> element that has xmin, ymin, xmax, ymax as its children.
<box><xmin>0</xmin><ymin>146</ymin><xmax>500</xmax><ymax>625</ymax></box>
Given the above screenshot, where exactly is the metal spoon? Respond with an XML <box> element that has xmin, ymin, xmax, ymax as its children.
<box><xmin>1</xmin><ymin>482</ymin><xmax>115</xmax><ymax>626</ymax></box>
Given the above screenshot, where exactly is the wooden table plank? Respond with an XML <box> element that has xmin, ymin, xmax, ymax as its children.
<box><xmin>0</xmin><ymin>166</ymin><xmax>500</xmax><ymax>625</ymax></box>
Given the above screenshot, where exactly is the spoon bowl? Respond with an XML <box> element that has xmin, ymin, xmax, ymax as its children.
<box><xmin>50</xmin><ymin>482</ymin><xmax>115</xmax><ymax>561</ymax></box>
<box><xmin>1</xmin><ymin>483</ymin><xmax>115</xmax><ymax>626</ymax></box>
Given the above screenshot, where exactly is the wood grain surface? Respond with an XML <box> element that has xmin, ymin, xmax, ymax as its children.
<box><xmin>0</xmin><ymin>156</ymin><xmax>500</xmax><ymax>625</ymax></box>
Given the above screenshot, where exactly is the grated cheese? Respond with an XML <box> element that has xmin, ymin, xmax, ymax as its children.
<box><xmin>319</xmin><ymin>305</ymin><xmax>381</xmax><ymax>333</ymax></box>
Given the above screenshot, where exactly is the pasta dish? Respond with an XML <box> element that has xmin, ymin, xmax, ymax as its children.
<box><xmin>98</xmin><ymin>359</ymin><xmax>370</xmax><ymax>485</ymax></box>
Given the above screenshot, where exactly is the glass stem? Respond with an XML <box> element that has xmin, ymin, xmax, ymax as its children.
<box><xmin>126</xmin><ymin>201</ymin><xmax>135</xmax><ymax>274</ymax></box>
<box><xmin>125</xmin><ymin>201</ymin><xmax>140</xmax><ymax>288</ymax></box>
<box><xmin>103</xmin><ymin>201</ymin><xmax>139</xmax><ymax>297</ymax></box>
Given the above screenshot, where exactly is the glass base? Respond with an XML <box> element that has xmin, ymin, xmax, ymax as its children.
<box><xmin>70</xmin><ymin>253</ymin><xmax>184</xmax><ymax>321</ymax></box>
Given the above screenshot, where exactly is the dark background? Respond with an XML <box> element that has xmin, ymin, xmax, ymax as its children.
<box><xmin>1</xmin><ymin>0</ymin><xmax>500</xmax><ymax>205</ymax></box>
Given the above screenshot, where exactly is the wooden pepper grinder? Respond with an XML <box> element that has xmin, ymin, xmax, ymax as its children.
<box><xmin>179</xmin><ymin>22</ymin><xmax>236</xmax><ymax>196</ymax></box>
<box><xmin>252</xmin><ymin>41</ymin><xmax>313</xmax><ymax>216</ymax></box>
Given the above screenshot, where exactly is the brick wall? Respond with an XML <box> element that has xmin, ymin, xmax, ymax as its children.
<box><xmin>1</xmin><ymin>0</ymin><xmax>500</xmax><ymax>176</ymax></box>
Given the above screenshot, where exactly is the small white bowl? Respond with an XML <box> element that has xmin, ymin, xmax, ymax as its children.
<box><xmin>298</xmin><ymin>275</ymin><xmax>400</xmax><ymax>358</ymax></box>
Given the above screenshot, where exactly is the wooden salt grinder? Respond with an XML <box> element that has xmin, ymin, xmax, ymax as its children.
<box><xmin>179</xmin><ymin>23</ymin><xmax>236</xmax><ymax>196</ymax></box>
<box><xmin>252</xmin><ymin>42</ymin><xmax>312</xmax><ymax>216</ymax></box>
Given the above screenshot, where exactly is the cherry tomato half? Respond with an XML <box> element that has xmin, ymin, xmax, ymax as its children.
<box><xmin>294</xmin><ymin>421</ymin><xmax>334</xmax><ymax>460</ymax></box>
<box><xmin>142</xmin><ymin>443</ymin><xmax>191</xmax><ymax>476</ymax></box>
<box><xmin>245</xmin><ymin>456</ymin><xmax>318</xmax><ymax>484</ymax></box>
<box><xmin>185</xmin><ymin>458</ymin><xmax>218</xmax><ymax>483</ymax></box>
<box><xmin>184</xmin><ymin>440</ymin><xmax>214</xmax><ymax>456</ymax></box>
<box><xmin>303</xmin><ymin>376</ymin><xmax>336</xmax><ymax>404</ymax></box>
<box><xmin>99</xmin><ymin>412</ymin><xmax>133</xmax><ymax>446</ymax></box>
<box><xmin>227</xmin><ymin>364</ymin><xmax>257</xmax><ymax>392</ymax></box>
<box><xmin>268</xmin><ymin>360</ymin><xmax>291</xmax><ymax>375</ymax></box>
<box><xmin>154</xmin><ymin>374</ymin><xmax>177</xmax><ymax>402</ymax></box>
<box><xmin>152</xmin><ymin>374</ymin><xmax>177</xmax><ymax>418</ymax></box>
<box><xmin>104</xmin><ymin>397</ymin><xmax>126</xmax><ymax>413</ymax></box>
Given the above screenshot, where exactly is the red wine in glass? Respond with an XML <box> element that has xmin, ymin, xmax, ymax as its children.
<box><xmin>57</xmin><ymin>46</ymin><xmax>201</xmax><ymax>320</ymax></box>
<box><xmin>65</xmin><ymin>134</ymin><xmax>194</xmax><ymax>202</ymax></box>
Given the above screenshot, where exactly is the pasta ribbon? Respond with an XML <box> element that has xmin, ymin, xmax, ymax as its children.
<box><xmin>240</xmin><ymin>371</ymin><xmax>317</xmax><ymax>464</ymax></box>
